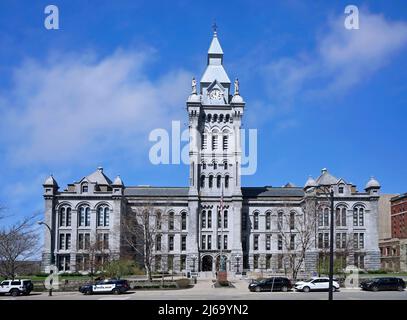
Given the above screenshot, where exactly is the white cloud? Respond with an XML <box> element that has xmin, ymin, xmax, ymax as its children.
<box><xmin>0</xmin><ymin>49</ymin><xmax>192</xmax><ymax>166</ymax></box>
<box><xmin>265</xmin><ymin>9</ymin><xmax>407</xmax><ymax>104</ymax></box>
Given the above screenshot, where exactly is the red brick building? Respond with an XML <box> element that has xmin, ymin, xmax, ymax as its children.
<box><xmin>391</xmin><ymin>193</ymin><xmax>407</xmax><ymax>239</ymax></box>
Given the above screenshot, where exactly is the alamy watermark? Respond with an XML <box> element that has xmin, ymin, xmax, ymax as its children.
<box><xmin>148</xmin><ymin>121</ymin><xmax>258</xmax><ymax>176</ymax></box>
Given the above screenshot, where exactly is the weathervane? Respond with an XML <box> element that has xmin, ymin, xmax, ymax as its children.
<box><xmin>212</xmin><ymin>20</ymin><xmax>217</xmax><ymax>35</ymax></box>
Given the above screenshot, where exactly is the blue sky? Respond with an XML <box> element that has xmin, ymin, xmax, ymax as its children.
<box><xmin>0</xmin><ymin>0</ymin><xmax>407</xmax><ymax>225</ymax></box>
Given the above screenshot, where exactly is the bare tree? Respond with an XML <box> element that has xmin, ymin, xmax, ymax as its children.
<box><xmin>121</xmin><ymin>202</ymin><xmax>171</xmax><ymax>281</ymax></box>
<box><xmin>0</xmin><ymin>213</ymin><xmax>40</xmax><ymax>279</ymax></box>
<box><xmin>277</xmin><ymin>196</ymin><xmax>319</xmax><ymax>280</ymax></box>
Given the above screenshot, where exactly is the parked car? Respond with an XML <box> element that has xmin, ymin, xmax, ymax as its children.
<box><xmin>79</xmin><ymin>279</ymin><xmax>130</xmax><ymax>295</ymax></box>
<box><xmin>0</xmin><ymin>279</ymin><xmax>34</xmax><ymax>297</ymax></box>
<box><xmin>295</xmin><ymin>277</ymin><xmax>340</xmax><ymax>292</ymax></box>
<box><xmin>360</xmin><ymin>277</ymin><xmax>406</xmax><ymax>292</ymax></box>
<box><xmin>248</xmin><ymin>277</ymin><xmax>292</xmax><ymax>292</ymax></box>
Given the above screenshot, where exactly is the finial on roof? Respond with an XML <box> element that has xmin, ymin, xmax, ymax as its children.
<box><xmin>212</xmin><ymin>20</ymin><xmax>218</xmax><ymax>36</ymax></box>
<box><xmin>97</xmin><ymin>166</ymin><xmax>103</xmax><ymax>173</ymax></box>
<box><xmin>321</xmin><ymin>168</ymin><xmax>327</xmax><ymax>174</ymax></box>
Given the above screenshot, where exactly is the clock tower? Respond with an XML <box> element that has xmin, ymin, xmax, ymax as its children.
<box><xmin>186</xmin><ymin>29</ymin><xmax>244</xmax><ymax>273</ymax></box>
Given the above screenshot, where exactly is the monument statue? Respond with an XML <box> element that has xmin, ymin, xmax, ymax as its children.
<box><xmin>234</xmin><ymin>78</ymin><xmax>239</xmax><ymax>95</ymax></box>
<box><xmin>191</xmin><ymin>77</ymin><xmax>197</xmax><ymax>94</ymax></box>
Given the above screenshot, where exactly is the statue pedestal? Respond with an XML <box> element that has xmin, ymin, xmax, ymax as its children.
<box><xmin>217</xmin><ymin>271</ymin><xmax>228</xmax><ymax>283</ymax></box>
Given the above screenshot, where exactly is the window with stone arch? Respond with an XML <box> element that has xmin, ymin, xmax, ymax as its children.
<box><xmin>253</xmin><ymin>212</ymin><xmax>259</xmax><ymax>230</ymax></box>
<box><xmin>353</xmin><ymin>205</ymin><xmax>365</xmax><ymax>226</ymax></box>
<box><xmin>97</xmin><ymin>204</ymin><xmax>110</xmax><ymax>227</ymax></box>
<box><xmin>289</xmin><ymin>211</ymin><xmax>295</xmax><ymax>230</ymax></box>
<box><xmin>208</xmin><ymin>175</ymin><xmax>214</xmax><ymax>188</ymax></box>
<box><xmin>200</xmin><ymin>175</ymin><xmax>205</xmax><ymax>188</ymax></box>
<box><xmin>216</xmin><ymin>175</ymin><xmax>221</xmax><ymax>188</ymax></box>
<box><xmin>181</xmin><ymin>212</ymin><xmax>187</xmax><ymax>231</ymax></box>
<box><xmin>59</xmin><ymin>205</ymin><xmax>72</xmax><ymax>227</ymax></box>
<box><xmin>78</xmin><ymin>205</ymin><xmax>90</xmax><ymax>227</ymax></box>
<box><xmin>335</xmin><ymin>205</ymin><xmax>347</xmax><ymax>227</ymax></box>
<box><xmin>81</xmin><ymin>183</ymin><xmax>88</xmax><ymax>193</ymax></box>
<box><xmin>201</xmin><ymin>210</ymin><xmax>207</xmax><ymax>229</ymax></box>
<box><xmin>225</xmin><ymin>175</ymin><xmax>229</xmax><ymax>188</ymax></box>
<box><xmin>265</xmin><ymin>211</ymin><xmax>271</xmax><ymax>230</ymax></box>
<box><xmin>156</xmin><ymin>211</ymin><xmax>162</xmax><ymax>230</ymax></box>
<box><xmin>168</xmin><ymin>211</ymin><xmax>175</xmax><ymax>230</ymax></box>
<box><xmin>277</xmin><ymin>211</ymin><xmax>284</xmax><ymax>230</ymax></box>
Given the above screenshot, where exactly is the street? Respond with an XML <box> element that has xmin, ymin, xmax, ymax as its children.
<box><xmin>1</xmin><ymin>279</ymin><xmax>406</xmax><ymax>300</ymax></box>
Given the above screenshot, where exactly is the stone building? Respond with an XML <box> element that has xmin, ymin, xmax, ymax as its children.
<box><xmin>41</xmin><ymin>31</ymin><xmax>381</xmax><ymax>275</ymax></box>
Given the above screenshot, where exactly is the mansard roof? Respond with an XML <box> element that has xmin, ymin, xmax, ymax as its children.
<box><xmin>315</xmin><ymin>168</ymin><xmax>338</xmax><ymax>186</ymax></box>
<box><xmin>242</xmin><ymin>187</ymin><xmax>304</xmax><ymax>198</ymax></box>
<box><xmin>78</xmin><ymin>167</ymin><xmax>112</xmax><ymax>185</ymax></box>
<box><xmin>124</xmin><ymin>187</ymin><xmax>189</xmax><ymax>197</ymax></box>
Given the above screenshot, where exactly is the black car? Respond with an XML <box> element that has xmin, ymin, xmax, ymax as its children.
<box><xmin>248</xmin><ymin>277</ymin><xmax>292</xmax><ymax>292</ymax></box>
<box><xmin>360</xmin><ymin>277</ymin><xmax>406</xmax><ymax>292</ymax></box>
<box><xmin>79</xmin><ymin>279</ymin><xmax>130</xmax><ymax>295</ymax></box>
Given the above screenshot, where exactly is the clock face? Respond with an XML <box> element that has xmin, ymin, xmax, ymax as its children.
<box><xmin>209</xmin><ymin>89</ymin><xmax>222</xmax><ymax>100</ymax></box>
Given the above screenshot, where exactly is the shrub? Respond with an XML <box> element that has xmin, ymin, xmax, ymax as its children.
<box><xmin>176</xmin><ymin>278</ymin><xmax>190</xmax><ymax>289</ymax></box>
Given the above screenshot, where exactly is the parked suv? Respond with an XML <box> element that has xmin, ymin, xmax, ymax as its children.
<box><xmin>295</xmin><ymin>277</ymin><xmax>340</xmax><ymax>292</ymax></box>
<box><xmin>79</xmin><ymin>279</ymin><xmax>130</xmax><ymax>295</ymax></box>
<box><xmin>360</xmin><ymin>277</ymin><xmax>406</xmax><ymax>292</ymax></box>
<box><xmin>0</xmin><ymin>279</ymin><xmax>34</xmax><ymax>297</ymax></box>
<box><xmin>248</xmin><ymin>277</ymin><xmax>292</xmax><ymax>292</ymax></box>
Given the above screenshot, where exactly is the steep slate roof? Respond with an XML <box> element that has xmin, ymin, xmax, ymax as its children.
<box><xmin>315</xmin><ymin>169</ymin><xmax>338</xmax><ymax>186</ymax></box>
<box><xmin>242</xmin><ymin>187</ymin><xmax>304</xmax><ymax>198</ymax></box>
<box><xmin>79</xmin><ymin>167</ymin><xmax>112</xmax><ymax>185</ymax></box>
<box><xmin>124</xmin><ymin>187</ymin><xmax>189</xmax><ymax>197</ymax></box>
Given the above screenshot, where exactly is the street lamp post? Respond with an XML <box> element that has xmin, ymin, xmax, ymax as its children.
<box><xmin>191</xmin><ymin>255</ymin><xmax>197</xmax><ymax>273</ymax></box>
<box><xmin>304</xmin><ymin>181</ymin><xmax>335</xmax><ymax>301</ymax></box>
<box><xmin>37</xmin><ymin>221</ymin><xmax>54</xmax><ymax>297</ymax></box>
<box><xmin>236</xmin><ymin>255</ymin><xmax>241</xmax><ymax>274</ymax></box>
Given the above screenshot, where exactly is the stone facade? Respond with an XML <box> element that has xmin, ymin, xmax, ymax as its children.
<box><xmin>41</xmin><ymin>31</ymin><xmax>381</xmax><ymax>275</ymax></box>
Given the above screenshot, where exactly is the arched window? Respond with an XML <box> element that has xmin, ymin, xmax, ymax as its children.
<box><xmin>202</xmin><ymin>162</ymin><xmax>206</xmax><ymax>170</ymax></box>
<box><xmin>225</xmin><ymin>175</ymin><xmax>229</xmax><ymax>188</ymax></box>
<box><xmin>202</xmin><ymin>135</ymin><xmax>207</xmax><ymax>149</ymax></box>
<box><xmin>224</xmin><ymin>162</ymin><xmax>228</xmax><ymax>170</ymax></box>
<box><xmin>223</xmin><ymin>210</ymin><xmax>228</xmax><ymax>229</ymax></box>
<box><xmin>278</xmin><ymin>212</ymin><xmax>283</xmax><ymax>230</ymax></box>
<box><xmin>207</xmin><ymin>210</ymin><xmax>212</xmax><ymax>228</ymax></box>
<box><xmin>66</xmin><ymin>207</ymin><xmax>71</xmax><ymax>227</ymax></box>
<box><xmin>324</xmin><ymin>208</ymin><xmax>329</xmax><ymax>226</ymax></box>
<box><xmin>59</xmin><ymin>207</ymin><xmax>66</xmax><ymax>227</ymax></box>
<box><xmin>156</xmin><ymin>212</ymin><xmax>162</xmax><ymax>229</ymax></box>
<box><xmin>200</xmin><ymin>175</ymin><xmax>205</xmax><ymax>188</ymax></box>
<box><xmin>219</xmin><ymin>114</ymin><xmax>224</xmax><ymax>122</ymax></box>
<box><xmin>253</xmin><ymin>212</ymin><xmax>259</xmax><ymax>230</ymax></box>
<box><xmin>78</xmin><ymin>206</ymin><xmax>90</xmax><ymax>227</ymax></box>
<box><xmin>353</xmin><ymin>206</ymin><xmax>364</xmax><ymax>226</ymax></box>
<box><xmin>168</xmin><ymin>212</ymin><xmax>174</xmax><ymax>230</ymax></box>
<box><xmin>213</xmin><ymin>114</ymin><xmax>218</xmax><ymax>122</ymax></box>
<box><xmin>209</xmin><ymin>175</ymin><xmax>213</xmax><ymax>188</ymax></box>
<box><xmin>97</xmin><ymin>205</ymin><xmax>110</xmax><ymax>227</ymax></box>
<box><xmin>336</xmin><ymin>206</ymin><xmax>347</xmax><ymax>227</ymax></box>
<box><xmin>266</xmin><ymin>212</ymin><xmax>271</xmax><ymax>230</ymax></box>
<box><xmin>216</xmin><ymin>175</ymin><xmax>221</xmax><ymax>188</ymax></box>
<box><xmin>223</xmin><ymin>135</ymin><xmax>228</xmax><ymax>150</ymax></box>
<box><xmin>289</xmin><ymin>212</ymin><xmax>295</xmax><ymax>230</ymax></box>
<box><xmin>201</xmin><ymin>210</ymin><xmax>206</xmax><ymax>228</ymax></box>
<box><xmin>217</xmin><ymin>211</ymin><xmax>222</xmax><ymax>228</ymax></box>
<box><xmin>212</xmin><ymin>135</ymin><xmax>218</xmax><ymax>150</ymax></box>
<box><xmin>213</xmin><ymin>162</ymin><xmax>217</xmax><ymax>170</ymax></box>
<box><xmin>181</xmin><ymin>212</ymin><xmax>187</xmax><ymax>231</ymax></box>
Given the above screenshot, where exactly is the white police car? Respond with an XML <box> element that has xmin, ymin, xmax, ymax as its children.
<box><xmin>79</xmin><ymin>279</ymin><xmax>130</xmax><ymax>295</ymax></box>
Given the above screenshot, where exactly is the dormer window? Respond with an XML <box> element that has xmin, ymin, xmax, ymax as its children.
<box><xmin>82</xmin><ymin>183</ymin><xmax>88</xmax><ymax>193</ymax></box>
<box><xmin>339</xmin><ymin>185</ymin><xmax>344</xmax><ymax>194</ymax></box>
